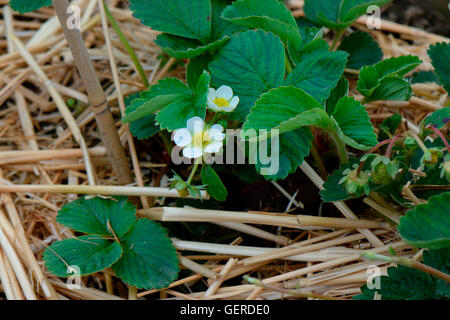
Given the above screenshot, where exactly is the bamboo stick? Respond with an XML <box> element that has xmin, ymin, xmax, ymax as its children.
<box><xmin>0</xmin><ymin>184</ymin><xmax>209</xmax><ymax>199</ymax></box>
<box><xmin>52</xmin><ymin>0</ymin><xmax>133</xmax><ymax>185</ymax></box>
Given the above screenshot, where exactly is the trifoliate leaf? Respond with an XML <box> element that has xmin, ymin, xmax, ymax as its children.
<box><xmin>424</xmin><ymin>107</ymin><xmax>450</xmax><ymax>130</ymax></box>
<box><xmin>209</xmin><ymin>30</ymin><xmax>285</xmax><ymax>120</ymax></box>
<box><xmin>10</xmin><ymin>0</ymin><xmax>51</xmax><ymax>13</ymax></box>
<box><xmin>284</xmin><ymin>50</ymin><xmax>348</xmax><ymax>103</ymax></box>
<box><xmin>125</xmin><ymin>93</ymin><xmax>160</xmax><ymax>140</ymax></box>
<box><xmin>326</xmin><ymin>75</ymin><xmax>349</xmax><ymax>115</ymax></box>
<box><xmin>201</xmin><ymin>165</ymin><xmax>228</xmax><ymax>201</ymax></box>
<box><xmin>156</xmin><ymin>72</ymin><xmax>210</xmax><ymax>131</ymax></box>
<box><xmin>303</xmin><ymin>0</ymin><xmax>391</xmax><ymax>30</ymax></box>
<box><xmin>155</xmin><ymin>34</ymin><xmax>230</xmax><ymax>60</ymax></box>
<box><xmin>243</xmin><ymin>87</ymin><xmax>315</xmax><ymax>180</ymax></box>
<box><xmin>357</xmin><ymin>55</ymin><xmax>421</xmax><ymax>102</ymax></box>
<box><xmin>428</xmin><ymin>42</ymin><xmax>450</xmax><ymax>93</ymax></box>
<box><xmin>398</xmin><ymin>192</ymin><xmax>450</xmax><ymax>249</ymax></box>
<box><xmin>57</xmin><ymin>197</ymin><xmax>136</xmax><ymax>239</ymax></box>
<box><xmin>129</xmin><ymin>0</ymin><xmax>211</xmax><ymax>43</ymax></box>
<box><xmin>331</xmin><ymin>97</ymin><xmax>378</xmax><ymax>150</ymax></box>
<box><xmin>222</xmin><ymin>0</ymin><xmax>301</xmax><ymax>49</ymax></box>
<box><xmin>338</xmin><ymin>31</ymin><xmax>383</xmax><ymax>70</ymax></box>
<box><xmin>43</xmin><ymin>236</ymin><xmax>122</xmax><ymax>277</ymax></box>
<box><xmin>112</xmin><ymin>219</ymin><xmax>180</xmax><ymax>290</ymax></box>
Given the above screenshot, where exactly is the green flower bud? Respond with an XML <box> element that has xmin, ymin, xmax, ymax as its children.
<box><xmin>370</xmin><ymin>156</ymin><xmax>399</xmax><ymax>185</ymax></box>
<box><xmin>440</xmin><ymin>154</ymin><xmax>450</xmax><ymax>182</ymax></box>
<box><xmin>339</xmin><ymin>165</ymin><xmax>371</xmax><ymax>196</ymax></box>
<box><xmin>420</xmin><ymin>147</ymin><xmax>443</xmax><ymax>169</ymax></box>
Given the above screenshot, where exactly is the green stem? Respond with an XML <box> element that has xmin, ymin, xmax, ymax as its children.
<box><xmin>285</xmin><ymin>50</ymin><xmax>293</xmax><ymax>74</ymax></box>
<box><xmin>187</xmin><ymin>158</ymin><xmax>201</xmax><ymax>185</ymax></box>
<box><xmin>103</xmin><ymin>3</ymin><xmax>150</xmax><ymax>88</ymax></box>
<box><xmin>310</xmin><ymin>142</ymin><xmax>327</xmax><ymax>178</ymax></box>
<box><xmin>330</xmin><ymin>29</ymin><xmax>345</xmax><ymax>51</ymax></box>
<box><xmin>330</xmin><ymin>132</ymin><xmax>349</xmax><ymax>164</ymax></box>
<box><xmin>361</xmin><ymin>252</ymin><xmax>450</xmax><ymax>283</ymax></box>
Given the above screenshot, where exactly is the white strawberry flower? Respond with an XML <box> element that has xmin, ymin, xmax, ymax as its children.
<box><xmin>207</xmin><ymin>85</ymin><xmax>239</xmax><ymax>112</ymax></box>
<box><xmin>172</xmin><ymin>116</ymin><xmax>225</xmax><ymax>159</ymax></box>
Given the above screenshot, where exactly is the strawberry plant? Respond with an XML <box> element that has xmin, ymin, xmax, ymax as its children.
<box><xmin>43</xmin><ymin>197</ymin><xmax>179</xmax><ymax>290</ymax></box>
<box><xmin>9</xmin><ymin>0</ymin><xmax>449</xmax><ymax>299</ymax></box>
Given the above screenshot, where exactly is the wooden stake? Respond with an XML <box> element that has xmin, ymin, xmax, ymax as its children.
<box><xmin>51</xmin><ymin>0</ymin><xmax>133</xmax><ymax>185</ymax></box>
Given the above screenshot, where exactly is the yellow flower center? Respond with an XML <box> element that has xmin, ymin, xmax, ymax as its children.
<box><xmin>192</xmin><ymin>131</ymin><xmax>211</xmax><ymax>148</ymax></box>
<box><xmin>214</xmin><ymin>97</ymin><xmax>230</xmax><ymax>108</ymax></box>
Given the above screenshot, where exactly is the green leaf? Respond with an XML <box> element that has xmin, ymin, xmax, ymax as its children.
<box><xmin>43</xmin><ymin>236</ymin><xmax>122</xmax><ymax>277</ymax></box>
<box><xmin>365</xmin><ymin>77</ymin><xmax>412</xmax><ymax>103</ymax></box>
<box><xmin>112</xmin><ymin>219</ymin><xmax>180</xmax><ymax>290</ymax></box>
<box><xmin>424</xmin><ymin>107</ymin><xmax>450</xmax><ymax>129</ymax></box>
<box><xmin>210</xmin><ymin>0</ymin><xmax>247</xmax><ymax>40</ymax></box>
<box><xmin>288</xmin><ymin>27</ymin><xmax>327</xmax><ymax>65</ymax></box>
<box><xmin>378</xmin><ymin>113</ymin><xmax>401</xmax><ymax>140</ymax></box>
<box><xmin>303</xmin><ymin>0</ymin><xmax>391</xmax><ymax>30</ymax></box>
<box><xmin>243</xmin><ymin>86</ymin><xmax>314</xmax><ymax>180</ymax></box>
<box><xmin>398</xmin><ymin>192</ymin><xmax>450</xmax><ymax>249</ymax></box>
<box><xmin>156</xmin><ymin>71</ymin><xmax>210</xmax><ymax>131</ymax></box>
<box><xmin>338</xmin><ymin>31</ymin><xmax>383</xmax><ymax>70</ymax></box>
<box><xmin>355</xmin><ymin>265</ymin><xmax>443</xmax><ymax>300</ymax></box>
<box><xmin>411</xmin><ymin>71</ymin><xmax>440</xmax><ymax>84</ymax></box>
<box><xmin>355</xmin><ymin>248</ymin><xmax>449</xmax><ymax>300</ymax></box>
<box><xmin>57</xmin><ymin>197</ymin><xmax>136</xmax><ymax>239</ymax></box>
<box><xmin>276</xmin><ymin>108</ymin><xmax>334</xmax><ymax>134</ymax></box>
<box><xmin>122</xmin><ymin>94</ymin><xmax>187</xmax><ymax>123</ymax></box>
<box><xmin>320</xmin><ymin>159</ymin><xmax>362</xmax><ymax>202</ymax></box>
<box><xmin>357</xmin><ymin>55</ymin><xmax>421</xmax><ymax>102</ymax></box>
<box><xmin>125</xmin><ymin>93</ymin><xmax>160</xmax><ymax>140</ymax></box>
<box><xmin>209</xmin><ymin>30</ymin><xmax>285</xmax><ymax>120</ymax></box>
<box><xmin>155</xmin><ymin>34</ymin><xmax>230</xmax><ymax>60</ymax></box>
<box><xmin>186</xmin><ymin>55</ymin><xmax>212</xmax><ymax>89</ymax></box>
<box><xmin>10</xmin><ymin>0</ymin><xmax>51</xmax><ymax>13</ymax></box>
<box><xmin>201</xmin><ymin>165</ymin><xmax>228</xmax><ymax>201</ymax></box>
<box><xmin>428</xmin><ymin>42</ymin><xmax>450</xmax><ymax>93</ymax></box>
<box><xmin>326</xmin><ymin>75</ymin><xmax>349</xmax><ymax>114</ymax></box>
<box><xmin>129</xmin><ymin>0</ymin><xmax>211</xmax><ymax>42</ymax></box>
<box><xmin>122</xmin><ymin>78</ymin><xmax>193</xmax><ymax>123</ymax></box>
<box><xmin>331</xmin><ymin>97</ymin><xmax>378</xmax><ymax>150</ymax></box>
<box><xmin>284</xmin><ymin>50</ymin><xmax>348</xmax><ymax>103</ymax></box>
<box><xmin>222</xmin><ymin>0</ymin><xmax>301</xmax><ymax>48</ymax></box>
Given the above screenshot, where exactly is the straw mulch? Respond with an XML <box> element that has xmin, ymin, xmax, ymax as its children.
<box><xmin>0</xmin><ymin>0</ymin><xmax>448</xmax><ymax>300</ymax></box>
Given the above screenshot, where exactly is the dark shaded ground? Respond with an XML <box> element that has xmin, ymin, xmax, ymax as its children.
<box><xmin>384</xmin><ymin>0</ymin><xmax>450</xmax><ymax>37</ymax></box>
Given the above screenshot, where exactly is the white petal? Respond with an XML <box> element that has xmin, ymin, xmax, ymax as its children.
<box><xmin>207</xmin><ymin>129</ymin><xmax>225</xmax><ymax>142</ymax></box>
<box><xmin>229</xmin><ymin>96</ymin><xmax>239</xmax><ymax>109</ymax></box>
<box><xmin>207</xmin><ymin>88</ymin><xmax>216</xmax><ymax>101</ymax></box>
<box><xmin>183</xmin><ymin>146</ymin><xmax>203</xmax><ymax>159</ymax></box>
<box><xmin>186</xmin><ymin>116</ymin><xmax>204</xmax><ymax>133</ymax></box>
<box><xmin>210</xmin><ymin>124</ymin><xmax>224</xmax><ymax>132</ymax></box>
<box><xmin>204</xmin><ymin>142</ymin><xmax>223</xmax><ymax>154</ymax></box>
<box><xmin>216</xmin><ymin>85</ymin><xmax>233</xmax><ymax>100</ymax></box>
<box><xmin>219</xmin><ymin>106</ymin><xmax>236</xmax><ymax>112</ymax></box>
<box><xmin>173</xmin><ymin>128</ymin><xmax>192</xmax><ymax>147</ymax></box>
